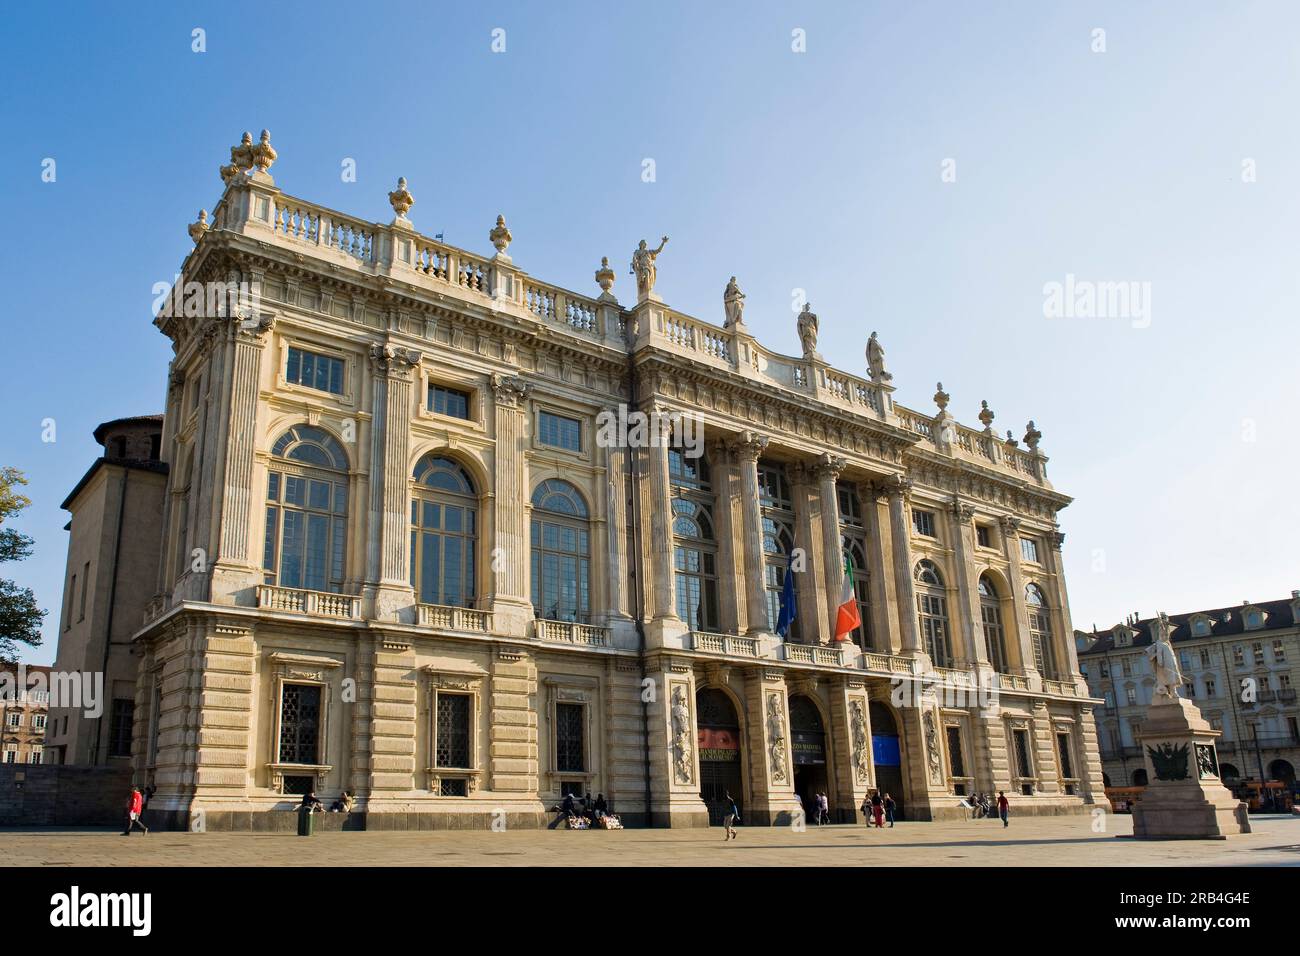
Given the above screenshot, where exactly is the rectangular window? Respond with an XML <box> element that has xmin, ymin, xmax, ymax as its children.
<box><xmin>108</xmin><ymin>699</ymin><xmax>134</xmax><ymax>758</ymax></box>
<box><xmin>1056</xmin><ymin>732</ymin><xmax>1074</xmax><ymax>779</ymax></box>
<box><xmin>278</xmin><ymin>684</ymin><xmax>322</xmax><ymax>765</ymax></box>
<box><xmin>29</xmin><ymin>746</ymin><xmax>43</xmax><ymax>765</ymax></box>
<box><xmin>1200</xmin><ymin>649</ymin><xmax>1210</xmax><ymax>668</ymax></box>
<box><xmin>79</xmin><ymin>562</ymin><xmax>90</xmax><ymax>621</ymax></box>
<box><xmin>2</xmin><ymin>745</ymin><xmax>15</xmax><ymax>764</ymax></box>
<box><xmin>555</xmin><ymin>702</ymin><xmax>585</xmax><ymax>773</ymax></box>
<box><xmin>975</xmin><ymin>524</ymin><xmax>992</xmax><ymax>548</ymax></box>
<box><xmin>285</xmin><ymin>347</ymin><xmax>344</xmax><ymax>395</ymax></box>
<box><xmin>6</xmin><ymin>712</ymin><xmax>21</xmax><ymax>728</ymax></box>
<box><xmin>1122</xmin><ymin>659</ymin><xmax>1132</xmax><ymax>677</ymax></box>
<box><xmin>945</xmin><ymin>725</ymin><xmax>966</xmax><ymax>778</ymax></box>
<box><xmin>1233</xmin><ymin>645</ymin><xmax>1244</xmax><ymax>666</ymax></box>
<box><xmin>1253</xmin><ymin>643</ymin><xmax>1264</xmax><ymax>664</ymax></box>
<box><xmin>538</xmin><ymin>411</ymin><xmax>582</xmax><ymax>452</ymax></box>
<box><xmin>1273</xmin><ymin>640</ymin><xmax>1286</xmax><ymax>663</ymax></box>
<box><xmin>1020</xmin><ymin>537</ymin><xmax>1039</xmax><ymax>563</ymax></box>
<box><xmin>1281</xmin><ymin>673</ymin><xmax>1292</xmax><ymax>691</ymax></box>
<box><xmin>435</xmin><ymin>693</ymin><xmax>471</xmax><ymax>769</ymax></box>
<box><xmin>1104</xmin><ymin>691</ymin><xmax>1114</xmax><ymax>710</ymax></box>
<box><xmin>428</xmin><ymin>384</ymin><xmax>471</xmax><ymax>420</ymax></box>
<box><xmin>1099</xmin><ymin>661</ymin><xmax>1109</xmax><ymax>678</ymax></box>
<box><xmin>911</xmin><ymin>509</ymin><xmax>936</xmax><ymax>538</ymax></box>
<box><xmin>1205</xmin><ymin>678</ymin><xmax>1216</xmax><ymax>697</ymax></box>
<box><xmin>1126</xmin><ymin>687</ymin><xmax>1137</xmax><ymax>705</ymax></box>
<box><xmin>1012</xmin><ymin>729</ymin><xmax>1033</xmax><ymax>779</ymax></box>
<box><xmin>33</xmin><ymin>714</ymin><xmax>46</xmax><ymax>731</ymax></box>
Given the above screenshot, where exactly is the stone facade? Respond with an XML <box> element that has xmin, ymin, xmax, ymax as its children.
<box><xmin>121</xmin><ymin>131</ymin><xmax>1103</xmax><ymax>830</ymax></box>
<box><xmin>1</xmin><ymin>663</ymin><xmax>50</xmax><ymax>766</ymax></box>
<box><xmin>1078</xmin><ymin>594</ymin><xmax>1300</xmax><ymax>790</ymax></box>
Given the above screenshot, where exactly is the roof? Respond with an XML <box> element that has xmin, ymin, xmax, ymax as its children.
<box><xmin>1077</xmin><ymin>597</ymin><xmax>1299</xmax><ymax>655</ymax></box>
<box><xmin>60</xmin><ymin>457</ymin><xmax>169</xmax><ymax>511</ymax></box>
<box><xmin>92</xmin><ymin>414</ymin><xmax>164</xmax><ymax>447</ymax></box>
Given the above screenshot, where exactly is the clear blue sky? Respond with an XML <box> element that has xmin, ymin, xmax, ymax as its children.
<box><xmin>3</xmin><ymin>1</ymin><xmax>1298</xmax><ymax>665</ymax></box>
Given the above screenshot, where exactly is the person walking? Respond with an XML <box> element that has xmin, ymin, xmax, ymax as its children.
<box><xmin>860</xmin><ymin>794</ymin><xmax>873</xmax><ymax>826</ymax></box>
<box><xmin>723</xmin><ymin>791</ymin><xmax>740</xmax><ymax>840</ymax></box>
<box><xmin>997</xmin><ymin>790</ymin><xmax>1010</xmax><ymax>828</ymax></box>
<box><xmin>883</xmin><ymin>792</ymin><xmax>896</xmax><ymax>827</ymax></box>
<box><xmin>817</xmin><ymin>791</ymin><xmax>829</xmax><ymax>826</ymax></box>
<box><xmin>870</xmin><ymin>791</ymin><xmax>885</xmax><ymax>828</ymax></box>
<box><xmin>121</xmin><ymin>786</ymin><xmax>148</xmax><ymax>836</ymax></box>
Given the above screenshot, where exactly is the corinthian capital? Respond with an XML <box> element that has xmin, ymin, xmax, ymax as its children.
<box><xmin>369</xmin><ymin>343</ymin><xmax>422</xmax><ymax>378</ymax></box>
<box><xmin>812</xmin><ymin>452</ymin><xmax>846</xmax><ymax>483</ymax></box>
<box><xmin>234</xmin><ymin>311</ymin><xmax>275</xmax><ymax>341</ymax></box>
<box><xmin>950</xmin><ymin>497</ymin><xmax>976</xmax><ymax>523</ymax></box>
<box><xmin>728</xmin><ymin>430</ymin><xmax>769</xmax><ymax>463</ymax></box>
<box><xmin>490</xmin><ymin>372</ymin><xmax>531</xmax><ymax>407</ymax></box>
<box><xmin>999</xmin><ymin>514</ymin><xmax>1022</xmax><ymax>535</ymax></box>
<box><xmin>876</xmin><ymin>473</ymin><xmax>912</xmax><ymax>501</ymax></box>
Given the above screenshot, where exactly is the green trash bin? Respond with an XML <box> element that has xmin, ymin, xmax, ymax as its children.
<box><xmin>297</xmin><ymin>805</ymin><xmax>315</xmax><ymax>837</ymax></box>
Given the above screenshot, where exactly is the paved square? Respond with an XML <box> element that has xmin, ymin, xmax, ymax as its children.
<box><xmin>2</xmin><ymin>814</ymin><xmax>1298</xmax><ymax>867</ymax></box>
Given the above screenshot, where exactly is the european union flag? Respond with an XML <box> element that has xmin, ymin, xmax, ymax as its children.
<box><xmin>775</xmin><ymin>550</ymin><xmax>797</xmax><ymax>637</ymax></box>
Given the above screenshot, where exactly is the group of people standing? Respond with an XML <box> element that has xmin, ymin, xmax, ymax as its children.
<box><xmin>794</xmin><ymin>790</ymin><xmax>831</xmax><ymax>826</ymax></box>
<box><xmin>861</xmin><ymin>790</ymin><xmax>897</xmax><ymax>828</ymax></box>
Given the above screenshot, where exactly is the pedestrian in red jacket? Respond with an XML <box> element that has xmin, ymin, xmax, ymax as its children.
<box><xmin>997</xmin><ymin>791</ymin><xmax>1010</xmax><ymax>828</ymax></box>
<box><xmin>122</xmin><ymin>787</ymin><xmax>148</xmax><ymax>836</ymax></box>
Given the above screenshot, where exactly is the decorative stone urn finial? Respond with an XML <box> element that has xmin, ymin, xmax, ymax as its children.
<box><xmin>250</xmin><ymin>129</ymin><xmax>277</xmax><ymax>174</ymax></box>
<box><xmin>219</xmin><ymin>131</ymin><xmax>254</xmax><ymax>183</ymax></box>
<box><xmin>978</xmin><ymin>400</ymin><xmax>995</xmax><ymax>431</ymax></box>
<box><xmin>188</xmin><ymin>209</ymin><xmax>209</xmax><ymax>244</ymax></box>
<box><xmin>388</xmin><ymin>177</ymin><xmax>415</xmax><ymax>222</ymax></box>
<box><xmin>1023</xmin><ymin>420</ymin><xmax>1042</xmax><ymax>451</ymax></box>
<box><xmin>933</xmin><ymin>382</ymin><xmax>949</xmax><ymax>412</ymax></box>
<box><xmin>489</xmin><ymin>214</ymin><xmax>512</xmax><ymax>256</ymax></box>
<box><xmin>595</xmin><ymin>256</ymin><xmax>616</xmax><ymax>295</ymax></box>
<box><xmin>1004</xmin><ymin>430</ymin><xmax>1019</xmax><ymax>448</ymax></box>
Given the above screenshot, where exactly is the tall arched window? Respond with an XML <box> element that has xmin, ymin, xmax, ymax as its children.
<box><xmin>263</xmin><ymin>425</ymin><xmax>349</xmax><ymax>592</ymax></box>
<box><xmin>759</xmin><ymin>462</ymin><xmax>798</xmax><ymax>641</ymax></box>
<box><xmin>671</xmin><ymin>449</ymin><xmax>718</xmax><ymax>632</ymax></box>
<box><xmin>410</xmin><ymin>455</ymin><xmax>477</xmax><ymax>608</ymax></box>
<box><xmin>916</xmin><ymin>559</ymin><xmax>952</xmax><ymax>667</ymax></box>
<box><xmin>979</xmin><ymin>573</ymin><xmax>1010</xmax><ymax>673</ymax></box>
<box><xmin>530</xmin><ymin>479</ymin><xmax>590</xmax><ymax>623</ymax></box>
<box><xmin>837</xmin><ymin>483</ymin><xmax>873</xmax><ymax>650</ymax></box>
<box><xmin>1026</xmin><ymin>583</ymin><xmax>1059</xmax><ymax>679</ymax></box>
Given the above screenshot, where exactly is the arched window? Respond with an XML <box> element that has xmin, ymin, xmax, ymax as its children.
<box><xmin>264</xmin><ymin>425</ymin><xmax>349</xmax><ymax>592</ymax></box>
<box><xmin>837</xmin><ymin>483</ymin><xmax>873</xmax><ymax>651</ymax></box>
<box><xmin>979</xmin><ymin>574</ymin><xmax>1010</xmax><ymax>674</ymax></box>
<box><xmin>671</xmin><ymin>450</ymin><xmax>718</xmax><ymax>632</ymax></box>
<box><xmin>915</xmin><ymin>559</ymin><xmax>952</xmax><ymax>666</ymax></box>
<box><xmin>759</xmin><ymin>463</ymin><xmax>798</xmax><ymax>640</ymax></box>
<box><xmin>1026</xmin><ymin>583</ymin><xmax>1059</xmax><ymax>679</ymax></box>
<box><xmin>530</xmin><ymin>479</ymin><xmax>590</xmax><ymax>623</ymax></box>
<box><xmin>410</xmin><ymin>455</ymin><xmax>477</xmax><ymax>608</ymax></box>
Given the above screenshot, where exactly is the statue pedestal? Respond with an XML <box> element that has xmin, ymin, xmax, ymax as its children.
<box><xmin>1130</xmin><ymin>697</ymin><xmax>1250</xmax><ymax>840</ymax></box>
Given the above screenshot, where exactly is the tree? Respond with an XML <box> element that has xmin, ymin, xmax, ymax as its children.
<box><xmin>0</xmin><ymin>467</ymin><xmax>45</xmax><ymax>662</ymax></box>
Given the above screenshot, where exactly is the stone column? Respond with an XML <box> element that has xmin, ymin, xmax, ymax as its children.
<box><xmin>791</xmin><ymin>464</ymin><xmax>826</xmax><ymax>644</ymax></box>
<box><xmin>1001</xmin><ymin>515</ymin><xmax>1040</xmax><ymax>684</ymax></box>
<box><xmin>488</xmin><ymin>645</ymin><xmax>538</xmax><ymax>799</ymax></box>
<box><xmin>209</xmin><ymin>312</ymin><xmax>274</xmax><ymax>604</ymax></box>
<box><xmin>370</xmin><ymin>344</ymin><xmax>421</xmax><ymax>623</ymax></box>
<box><xmin>731</xmin><ymin>432</ymin><xmax>771</xmax><ymax>637</ymax></box>
<box><xmin>948</xmin><ymin>499</ymin><xmax>987</xmax><ymax>666</ymax></box>
<box><xmin>491</xmin><ymin>374</ymin><xmax>533</xmax><ymax>638</ymax></box>
<box><xmin>743</xmin><ymin>668</ymin><xmax>799</xmax><ymax>825</ymax></box>
<box><xmin>814</xmin><ymin>454</ymin><xmax>847</xmax><ymax>642</ymax></box>
<box><xmin>367</xmin><ymin>634</ymin><xmax>418</xmax><ymax>803</ymax></box>
<box><xmin>645</xmin><ymin>653</ymin><xmax>709</xmax><ymax>827</ymax></box>
<box><xmin>710</xmin><ymin>441</ymin><xmax>744</xmax><ymax>635</ymax></box>
<box><xmin>646</xmin><ymin>425</ymin><xmax>677</xmax><ymax>622</ymax></box>
<box><xmin>884</xmin><ymin>476</ymin><xmax>921</xmax><ymax>655</ymax></box>
<box><xmin>604</xmin><ymin>446</ymin><xmax>631</xmax><ymax>622</ymax></box>
<box><xmin>861</xmin><ymin>482</ymin><xmax>900</xmax><ymax>653</ymax></box>
<box><xmin>829</xmin><ymin>678</ymin><xmax>873</xmax><ymax>822</ymax></box>
<box><xmin>1044</xmin><ymin>529</ymin><xmax>1083</xmax><ymax>686</ymax></box>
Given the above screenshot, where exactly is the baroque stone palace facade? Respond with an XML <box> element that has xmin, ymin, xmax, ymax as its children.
<box><xmin>132</xmin><ymin>130</ymin><xmax>1103</xmax><ymax>829</ymax></box>
<box><xmin>1077</xmin><ymin>595</ymin><xmax>1300</xmax><ymax>790</ymax></box>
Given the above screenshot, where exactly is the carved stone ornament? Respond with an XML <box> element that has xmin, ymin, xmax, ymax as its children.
<box><xmin>670</xmin><ymin>683</ymin><xmax>694</xmax><ymax>785</ymax></box>
<box><xmin>235</xmin><ymin>311</ymin><xmax>275</xmax><ymax>340</ymax></box>
<box><xmin>388</xmin><ymin>177</ymin><xmax>415</xmax><ymax>221</ymax></box>
<box><xmin>950</xmin><ymin>497</ymin><xmax>976</xmax><ymax>523</ymax></box>
<box><xmin>850</xmin><ymin>698</ymin><xmax>871</xmax><ymax>785</ymax></box>
<box><xmin>978</xmin><ymin>400</ymin><xmax>995</xmax><ymax>431</ymax></box>
<box><xmin>490</xmin><ymin>372</ymin><xmax>530</xmax><ymax>407</ymax></box>
<box><xmin>866</xmin><ymin>331</ymin><xmax>892</xmax><ymax>382</ymax></box>
<box><xmin>766</xmin><ymin>693</ymin><xmax>788</xmax><ymax>784</ymax></box>
<box><xmin>220</xmin><ymin>131</ymin><xmax>254</xmax><ymax>183</ymax></box>
<box><xmin>489</xmin><ymin>214</ymin><xmax>512</xmax><ymax>255</ymax></box>
<box><xmin>631</xmin><ymin>236</ymin><xmax>669</xmax><ymax>299</ymax></box>
<box><xmin>813</xmin><ymin>452</ymin><xmax>846</xmax><ymax>482</ymax></box>
<box><xmin>250</xmin><ymin>128</ymin><xmax>277</xmax><ymax>173</ymax></box>
<box><xmin>369</xmin><ymin>343</ymin><xmax>422</xmax><ymax>376</ymax></box>
<box><xmin>796</xmin><ymin>302</ymin><xmax>819</xmax><ymax>357</ymax></box>
<box><xmin>923</xmin><ymin>710</ymin><xmax>944</xmax><ymax>785</ymax></box>
<box><xmin>1147</xmin><ymin>742</ymin><xmax>1190</xmax><ymax>781</ymax></box>
<box><xmin>933</xmin><ymin>382</ymin><xmax>949</xmax><ymax>412</ymax></box>
<box><xmin>723</xmin><ymin>276</ymin><xmax>746</xmax><ymax>329</ymax></box>
<box><xmin>595</xmin><ymin>256</ymin><xmax>616</xmax><ymax>295</ymax></box>
<box><xmin>730</xmin><ymin>431</ymin><xmax>769</xmax><ymax>463</ymax></box>
<box><xmin>999</xmin><ymin>514</ymin><xmax>1022</xmax><ymax>535</ymax></box>
<box><xmin>188</xmin><ymin>209</ymin><xmax>209</xmax><ymax>243</ymax></box>
<box><xmin>1023</xmin><ymin>420</ymin><xmax>1042</xmax><ymax>451</ymax></box>
<box><xmin>1005</xmin><ymin>430</ymin><xmax>1019</xmax><ymax>449</ymax></box>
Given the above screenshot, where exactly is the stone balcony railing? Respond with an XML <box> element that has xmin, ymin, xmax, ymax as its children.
<box><xmin>198</xmin><ymin>171</ymin><xmax>1051</xmax><ymax>487</ymax></box>
<box><xmin>782</xmin><ymin>643</ymin><xmax>849</xmax><ymax>667</ymax></box>
<box><xmin>1042</xmin><ymin>678</ymin><xmax>1080</xmax><ymax>697</ymax></box>
<box><xmin>689</xmin><ymin>631</ymin><xmax>762</xmax><ymax>658</ymax></box>
<box><xmin>417</xmin><ymin>603</ymin><xmax>492</xmax><ymax>633</ymax></box>
<box><xmin>256</xmin><ymin>585</ymin><xmax>361</xmax><ymax>620</ymax></box>
<box><xmin>863</xmin><ymin>651</ymin><xmax>920</xmax><ymax>675</ymax></box>
<box><xmin>534</xmin><ymin>619</ymin><xmax>611</xmax><ymax>647</ymax></box>
<box><xmin>997</xmin><ymin>672</ymin><xmax>1031</xmax><ymax>691</ymax></box>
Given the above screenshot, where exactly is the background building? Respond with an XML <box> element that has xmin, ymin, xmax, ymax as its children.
<box><xmin>43</xmin><ymin>417</ymin><xmax>167</xmax><ymax>766</ymax></box>
<box><xmin>1077</xmin><ymin>594</ymin><xmax>1300</xmax><ymax>789</ymax></box>
<box><xmin>1</xmin><ymin>663</ymin><xmax>50</xmax><ymax>765</ymax></box>
<box><xmin>56</xmin><ymin>132</ymin><xmax>1103</xmax><ymax>829</ymax></box>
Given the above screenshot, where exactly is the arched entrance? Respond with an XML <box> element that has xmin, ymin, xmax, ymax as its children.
<box><xmin>869</xmin><ymin>701</ymin><xmax>906</xmax><ymax>820</ymax></box>
<box><xmin>696</xmin><ymin>688</ymin><xmax>743</xmax><ymax>826</ymax></box>
<box><xmin>789</xmin><ymin>695</ymin><xmax>828</xmax><ymax>820</ymax></box>
<box><xmin>1268</xmin><ymin>759</ymin><xmax>1295</xmax><ymax>784</ymax></box>
<box><xmin>1220</xmin><ymin>763</ymin><xmax>1240</xmax><ymax>783</ymax></box>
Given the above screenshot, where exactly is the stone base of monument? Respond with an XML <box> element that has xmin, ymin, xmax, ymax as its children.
<box><xmin>1129</xmin><ymin>697</ymin><xmax>1251</xmax><ymax>840</ymax></box>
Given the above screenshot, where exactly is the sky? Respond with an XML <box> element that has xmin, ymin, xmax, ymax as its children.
<box><xmin>2</xmin><ymin>1</ymin><xmax>1298</xmax><ymax>666</ymax></box>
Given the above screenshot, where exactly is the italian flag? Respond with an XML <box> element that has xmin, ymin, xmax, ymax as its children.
<box><xmin>833</xmin><ymin>551</ymin><xmax>860</xmax><ymax>642</ymax></box>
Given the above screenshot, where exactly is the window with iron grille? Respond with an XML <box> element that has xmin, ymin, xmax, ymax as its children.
<box><xmin>945</xmin><ymin>725</ymin><xmax>966</xmax><ymax>777</ymax></box>
<box><xmin>435</xmin><ymin>693</ymin><xmax>471</xmax><ymax>769</ymax></box>
<box><xmin>108</xmin><ymin>699</ymin><xmax>134</xmax><ymax>758</ymax></box>
<box><xmin>556</xmin><ymin>702</ymin><xmax>585</xmax><ymax>773</ymax></box>
<box><xmin>278</xmin><ymin>684</ymin><xmax>322</xmax><ymax>765</ymax></box>
<box><xmin>1013</xmin><ymin>728</ymin><xmax>1033</xmax><ymax>779</ymax></box>
<box><xmin>1056</xmin><ymin>732</ymin><xmax>1074</xmax><ymax>779</ymax></box>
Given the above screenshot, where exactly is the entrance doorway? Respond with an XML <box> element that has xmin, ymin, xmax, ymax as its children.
<box><xmin>696</xmin><ymin>688</ymin><xmax>742</xmax><ymax>826</ymax></box>
<box><xmin>869</xmin><ymin>701</ymin><xmax>905</xmax><ymax>820</ymax></box>
<box><xmin>789</xmin><ymin>695</ymin><xmax>829</xmax><ymax>821</ymax></box>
